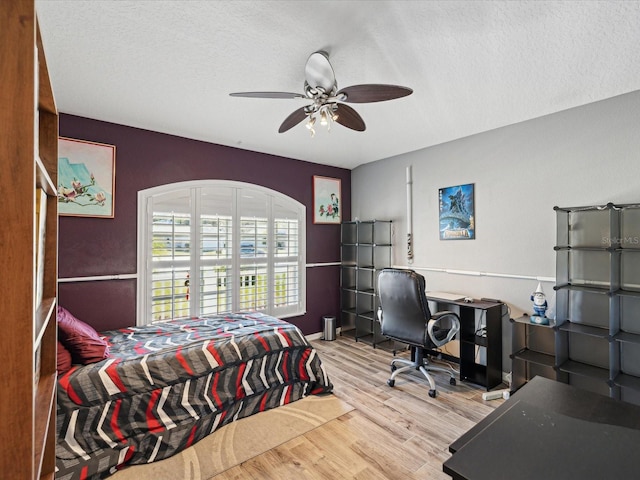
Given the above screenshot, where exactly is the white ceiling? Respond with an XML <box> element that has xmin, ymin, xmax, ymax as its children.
<box><xmin>36</xmin><ymin>0</ymin><xmax>640</xmax><ymax>170</ymax></box>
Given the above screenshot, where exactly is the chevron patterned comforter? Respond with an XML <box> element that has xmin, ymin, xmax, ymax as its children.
<box><xmin>55</xmin><ymin>312</ymin><xmax>332</xmax><ymax>480</ymax></box>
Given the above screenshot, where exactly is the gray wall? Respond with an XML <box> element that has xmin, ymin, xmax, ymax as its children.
<box><xmin>352</xmin><ymin>89</ymin><xmax>640</xmax><ymax>374</ymax></box>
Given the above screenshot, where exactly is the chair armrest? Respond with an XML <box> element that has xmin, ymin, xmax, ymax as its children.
<box><xmin>428</xmin><ymin>311</ymin><xmax>461</xmax><ymax>347</ymax></box>
<box><xmin>431</xmin><ymin>310</ymin><xmax>459</xmax><ymax>321</ymax></box>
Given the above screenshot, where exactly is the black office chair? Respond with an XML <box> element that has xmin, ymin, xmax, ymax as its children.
<box><xmin>377</xmin><ymin>268</ymin><xmax>460</xmax><ymax>398</ymax></box>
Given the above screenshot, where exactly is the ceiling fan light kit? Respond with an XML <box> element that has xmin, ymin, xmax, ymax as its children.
<box><xmin>230</xmin><ymin>51</ymin><xmax>413</xmax><ymax>135</ymax></box>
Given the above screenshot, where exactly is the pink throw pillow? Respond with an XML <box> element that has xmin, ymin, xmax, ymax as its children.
<box><xmin>57</xmin><ymin>306</ymin><xmax>110</xmax><ymax>364</ymax></box>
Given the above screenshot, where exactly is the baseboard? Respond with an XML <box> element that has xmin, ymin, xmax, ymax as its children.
<box><xmin>306</xmin><ymin>327</ymin><xmax>341</xmax><ymax>342</ymax></box>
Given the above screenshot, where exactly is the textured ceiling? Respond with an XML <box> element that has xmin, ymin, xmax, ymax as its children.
<box><xmin>36</xmin><ymin>0</ymin><xmax>640</xmax><ymax>170</ymax></box>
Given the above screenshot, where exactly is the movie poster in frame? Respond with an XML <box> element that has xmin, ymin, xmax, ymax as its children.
<box><xmin>58</xmin><ymin>137</ymin><xmax>116</xmax><ymax>218</ymax></box>
<box><xmin>439</xmin><ymin>183</ymin><xmax>475</xmax><ymax>240</ymax></box>
<box><xmin>313</xmin><ymin>175</ymin><xmax>341</xmax><ymax>224</ymax></box>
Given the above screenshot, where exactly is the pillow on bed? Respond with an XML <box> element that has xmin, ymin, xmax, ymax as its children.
<box><xmin>57</xmin><ymin>341</ymin><xmax>73</xmax><ymax>374</ymax></box>
<box><xmin>57</xmin><ymin>306</ymin><xmax>110</xmax><ymax>364</ymax></box>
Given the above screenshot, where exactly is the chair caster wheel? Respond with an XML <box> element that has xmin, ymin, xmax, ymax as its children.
<box><xmin>391</xmin><ymin>365</ymin><xmax>397</xmax><ymax>372</ymax></box>
<box><xmin>428</xmin><ymin>389</ymin><xmax>437</xmax><ymax>398</ymax></box>
<box><xmin>387</xmin><ymin>379</ymin><xmax>395</xmax><ymax>387</ymax></box>
<box><xmin>450</xmin><ymin>377</ymin><xmax>457</xmax><ymax>386</ymax></box>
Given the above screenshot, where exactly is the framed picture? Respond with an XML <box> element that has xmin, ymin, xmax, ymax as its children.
<box><xmin>439</xmin><ymin>183</ymin><xmax>475</xmax><ymax>240</ymax></box>
<box><xmin>313</xmin><ymin>176</ymin><xmax>341</xmax><ymax>224</ymax></box>
<box><xmin>58</xmin><ymin>137</ymin><xmax>116</xmax><ymax>218</ymax></box>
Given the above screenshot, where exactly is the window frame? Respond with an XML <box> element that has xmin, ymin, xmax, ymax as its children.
<box><xmin>137</xmin><ymin>180</ymin><xmax>306</xmax><ymax>325</ymax></box>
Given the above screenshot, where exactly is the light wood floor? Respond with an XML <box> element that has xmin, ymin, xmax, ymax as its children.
<box><xmin>211</xmin><ymin>335</ymin><xmax>504</xmax><ymax>479</ymax></box>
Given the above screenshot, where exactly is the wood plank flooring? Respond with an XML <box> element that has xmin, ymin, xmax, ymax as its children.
<box><xmin>211</xmin><ymin>335</ymin><xmax>504</xmax><ymax>479</ymax></box>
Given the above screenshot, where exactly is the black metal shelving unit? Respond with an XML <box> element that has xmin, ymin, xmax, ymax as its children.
<box><xmin>553</xmin><ymin>203</ymin><xmax>640</xmax><ymax>405</ymax></box>
<box><xmin>340</xmin><ymin>220</ymin><xmax>393</xmax><ymax>348</ymax></box>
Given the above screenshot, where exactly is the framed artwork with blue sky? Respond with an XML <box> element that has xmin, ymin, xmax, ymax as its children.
<box><xmin>58</xmin><ymin>137</ymin><xmax>116</xmax><ymax>218</ymax></box>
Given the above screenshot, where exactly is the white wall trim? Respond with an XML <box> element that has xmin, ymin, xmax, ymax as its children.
<box><xmin>58</xmin><ymin>274</ymin><xmax>138</xmax><ymax>283</ymax></box>
<box><xmin>305</xmin><ymin>262</ymin><xmax>341</xmax><ymax>268</ymax></box>
<box><xmin>58</xmin><ymin>262</ymin><xmax>339</xmax><ymax>284</ymax></box>
<box><xmin>395</xmin><ymin>265</ymin><xmax>555</xmax><ymax>283</ymax></box>
<box><xmin>57</xmin><ymin>264</ymin><xmax>550</xmax><ymax>286</ymax></box>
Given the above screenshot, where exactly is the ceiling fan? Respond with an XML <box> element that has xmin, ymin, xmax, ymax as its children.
<box><xmin>229</xmin><ymin>51</ymin><xmax>413</xmax><ymax>136</ymax></box>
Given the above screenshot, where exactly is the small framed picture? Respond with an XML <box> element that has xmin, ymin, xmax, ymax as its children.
<box><xmin>313</xmin><ymin>176</ymin><xmax>341</xmax><ymax>224</ymax></box>
<box><xmin>58</xmin><ymin>137</ymin><xmax>116</xmax><ymax>218</ymax></box>
<box><xmin>439</xmin><ymin>183</ymin><xmax>475</xmax><ymax>240</ymax></box>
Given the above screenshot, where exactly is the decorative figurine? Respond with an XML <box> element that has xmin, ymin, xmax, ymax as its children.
<box><xmin>530</xmin><ymin>282</ymin><xmax>549</xmax><ymax>324</ymax></box>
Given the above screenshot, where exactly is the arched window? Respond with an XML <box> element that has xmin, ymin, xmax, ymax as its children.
<box><xmin>137</xmin><ymin>180</ymin><xmax>306</xmax><ymax>324</ymax></box>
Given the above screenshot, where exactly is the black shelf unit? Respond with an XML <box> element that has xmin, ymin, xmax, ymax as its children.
<box><xmin>427</xmin><ymin>295</ymin><xmax>503</xmax><ymax>390</ymax></box>
<box><xmin>554</xmin><ymin>202</ymin><xmax>640</xmax><ymax>405</ymax></box>
<box><xmin>340</xmin><ymin>220</ymin><xmax>392</xmax><ymax>348</ymax></box>
<box><xmin>510</xmin><ymin>315</ymin><xmax>567</xmax><ymax>393</ymax></box>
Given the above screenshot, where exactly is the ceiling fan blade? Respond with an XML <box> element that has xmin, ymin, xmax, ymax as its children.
<box><xmin>230</xmin><ymin>91</ymin><xmax>306</xmax><ymax>99</ymax></box>
<box><xmin>335</xmin><ymin>104</ymin><xmax>366</xmax><ymax>132</ymax></box>
<box><xmin>337</xmin><ymin>84</ymin><xmax>413</xmax><ymax>103</ymax></box>
<box><xmin>278</xmin><ymin>107</ymin><xmax>308</xmax><ymax>133</ymax></box>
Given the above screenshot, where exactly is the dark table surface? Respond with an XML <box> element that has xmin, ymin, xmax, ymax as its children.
<box><xmin>443</xmin><ymin>376</ymin><xmax>640</xmax><ymax>480</ymax></box>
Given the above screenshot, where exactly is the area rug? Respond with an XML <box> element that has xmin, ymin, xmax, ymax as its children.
<box><xmin>110</xmin><ymin>394</ymin><xmax>353</xmax><ymax>480</ymax></box>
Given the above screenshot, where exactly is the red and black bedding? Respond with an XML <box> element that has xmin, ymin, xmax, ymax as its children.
<box><xmin>55</xmin><ymin>311</ymin><xmax>332</xmax><ymax>480</ymax></box>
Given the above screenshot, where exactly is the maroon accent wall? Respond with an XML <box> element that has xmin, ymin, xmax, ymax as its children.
<box><xmin>58</xmin><ymin>114</ymin><xmax>350</xmax><ymax>335</ymax></box>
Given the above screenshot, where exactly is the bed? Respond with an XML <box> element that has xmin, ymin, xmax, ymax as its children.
<box><xmin>55</xmin><ymin>311</ymin><xmax>333</xmax><ymax>480</ymax></box>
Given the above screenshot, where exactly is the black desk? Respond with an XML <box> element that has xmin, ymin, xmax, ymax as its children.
<box><xmin>443</xmin><ymin>376</ymin><xmax>640</xmax><ymax>480</ymax></box>
<box><xmin>426</xmin><ymin>295</ymin><xmax>503</xmax><ymax>390</ymax></box>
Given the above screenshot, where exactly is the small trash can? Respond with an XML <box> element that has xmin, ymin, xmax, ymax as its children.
<box><xmin>322</xmin><ymin>315</ymin><xmax>336</xmax><ymax>341</ymax></box>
